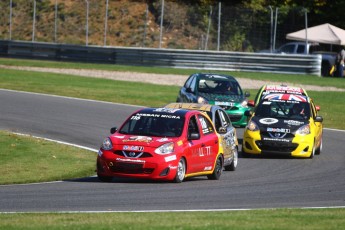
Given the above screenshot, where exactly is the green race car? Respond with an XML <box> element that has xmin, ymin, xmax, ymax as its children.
<box><xmin>176</xmin><ymin>73</ymin><xmax>250</xmax><ymax>127</ymax></box>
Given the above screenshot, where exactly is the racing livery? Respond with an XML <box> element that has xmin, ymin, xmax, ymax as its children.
<box><xmin>243</xmin><ymin>93</ymin><xmax>323</xmax><ymax>158</ymax></box>
<box><xmin>165</xmin><ymin>102</ymin><xmax>238</xmax><ymax>171</ymax></box>
<box><xmin>250</xmin><ymin>84</ymin><xmax>309</xmax><ymax>107</ymax></box>
<box><xmin>176</xmin><ymin>73</ymin><xmax>250</xmax><ymax>127</ymax></box>
<box><xmin>97</xmin><ymin>107</ymin><xmax>225</xmax><ymax>183</ymax></box>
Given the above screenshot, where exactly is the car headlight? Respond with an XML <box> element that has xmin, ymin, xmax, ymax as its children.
<box><xmin>295</xmin><ymin>124</ymin><xmax>310</xmax><ymax>135</ymax></box>
<box><xmin>246</xmin><ymin>120</ymin><xmax>259</xmax><ymax>131</ymax></box>
<box><xmin>197</xmin><ymin>96</ymin><xmax>208</xmax><ymax>104</ymax></box>
<box><xmin>155</xmin><ymin>142</ymin><xmax>174</xmax><ymax>155</ymax></box>
<box><xmin>101</xmin><ymin>137</ymin><xmax>113</xmax><ymax>150</ymax></box>
<box><xmin>241</xmin><ymin>100</ymin><xmax>248</xmax><ymax>107</ymax></box>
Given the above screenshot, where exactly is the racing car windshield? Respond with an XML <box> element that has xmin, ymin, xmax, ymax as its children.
<box><xmin>198</xmin><ymin>78</ymin><xmax>243</xmax><ymax>96</ymax></box>
<box><xmin>255</xmin><ymin>100</ymin><xmax>310</xmax><ymax>120</ymax></box>
<box><xmin>119</xmin><ymin>112</ymin><xmax>185</xmax><ymax>137</ymax></box>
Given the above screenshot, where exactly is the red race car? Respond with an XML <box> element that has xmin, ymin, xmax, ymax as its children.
<box><xmin>97</xmin><ymin>107</ymin><xmax>224</xmax><ymax>183</ymax></box>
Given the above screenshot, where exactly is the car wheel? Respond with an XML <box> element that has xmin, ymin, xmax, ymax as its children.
<box><xmin>97</xmin><ymin>174</ymin><xmax>113</xmax><ymax>182</ymax></box>
<box><xmin>309</xmin><ymin>141</ymin><xmax>316</xmax><ymax>159</ymax></box>
<box><xmin>315</xmin><ymin>138</ymin><xmax>322</xmax><ymax>155</ymax></box>
<box><xmin>173</xmin><ymin>158</ymin><xmax>186</xmax><ymax>183</ymax></box>
<box><xmin>225</xmin><ymin>147</ymin><xmax>238</xmax><ymax>171</ymax></box>
<box><xmin>241</xmin><ymin>146</ymin><xmax>249</xmax><ymax>158</ymax></box>
<box><xmin>208</xmin><ymin>156</ymin><xmax>223</xmax><ymax>180</ymax></box>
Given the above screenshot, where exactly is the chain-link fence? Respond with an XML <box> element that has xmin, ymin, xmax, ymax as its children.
<box><xmin>0</xmin><ymin>0</ymin><xmax>308</xmax><ymax>52</ymax></box>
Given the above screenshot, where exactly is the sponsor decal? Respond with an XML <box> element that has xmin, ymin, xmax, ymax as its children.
<box><xmin>204</xmin><ymin>166</ymin><xmax>212</xmax><ymax>171</ymax></box>
<box><xmin>263</xmin><ymin>137</ymin><xmax>290</xmax><ymax>142</ymax></box>
<box><xmin>156</xmin><ymin>138</ymin><xmax>172</xmax><ymax>142</ymax></box>
<box><xmin>131</xmin><ymin>113</ymin><xmax>181</xmax><ymax>120</ymax></box>
<box><xmin>165</xmin><ymin>155</ymin><xmax>177</xmax><ymax>162</ymax></box>
<box><xmin>215</xmin><ymin>101</ymin><xmax>235</xmax><ymax>106</ymax></box>
<box><xmin>259</xmin><ymin>118</ymin><xmax>278</xmax><ymax>125</ymax></box>
<box><xmin>154</xmin><ymin>108</ymin><xmax>179</xmax><ymax>113</ymax></box>
<box><xmin>177</xmin><ymin>140</ymin><xmax>183</xmax><ymax>146</ymax></box>
<box><xmin>267</xmin><ymin>127</ymin><xmax>290</xmax><ymax>133</ymax></box>
<box><xmin>123</xmin><ymin>145</ymin><xmax>144</xmax><ymax>151</ymax></box>
<box><xmin>123</xmin><ymin>136</ymin><xmax>153</xmax><ymax>143</ymax></box>
<box><xmin>284</xmin><ymin>120</ymin><xmax>304</xmax><ymax>126</ymax></box>
<box><xmin>113</xmin><ymin>135</ymin><xmax>125</xmax><ymax>139</ymax></box>
<box><xmin>116</xmin><ymin>158</ymin><xmax>145</xmax><ymax>163</ymax></box>
<box><xmin>192</xmin><ymin>146</ymin><xmax>212</xmax><ymax>157</ymax></box>
<box><xmin>264</xmin><ymin>86</ymin><xmax>303</xmax><ymax>95</ymax></box>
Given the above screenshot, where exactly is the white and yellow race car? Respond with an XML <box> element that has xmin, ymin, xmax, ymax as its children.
<box><xmin>243</xmin><ymin>93</ymin><xmax>323</xmax><ymax>158</ymax></box>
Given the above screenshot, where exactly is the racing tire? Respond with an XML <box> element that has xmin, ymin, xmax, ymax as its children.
<box><xmin>207</xmin><ymin>156</ymin><xmax>223</xmax><ymax>180</ymax></box>
<box><xmin>173</xmin><ymin>158</ymin><xmax>186</xmax><ymax>183</ymax></box>
<box><xmin>97</xmin><ymin>174</ymin><xmax>113</xmax><ymax>182</ymax></box>
<box><xmin>241</xmin><ymin>147</ymin><xmax>249</xmax><ymax>158</ymax></box>
<box><xmin>225</xmin><ymin>147</ymin><xmax>238</xmax><ymax>171</ymax></box>
<box><xmin>315</xmin><ymin>138</ymin><xmax>322</xmax><ymax>155</ymax></box>
<box><xmin>309</xmin><ymin>141</ymin><xmax>316</xmax><ymax>159</ymax></box>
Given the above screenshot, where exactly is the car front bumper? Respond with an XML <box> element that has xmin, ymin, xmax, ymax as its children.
<box><xmin>243</xmin><ymin>130</ymin><xmax>315</xmax><ymax>158</ymax></box>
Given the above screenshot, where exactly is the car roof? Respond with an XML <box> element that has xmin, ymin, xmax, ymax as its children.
<box><xmin>196</xmin><ymin>73</ymin><xmax>237</xmax><ymax>81</ymax></box>
<box><xmin>165</xmin><ymin>102</ymin><xmax>215</xmax><ymax>111</ymax></box>
<box><xmin>136</xmin><ymin>107</ymin><xmax>191</xmax><ymax>117</ymax></box>
<box><xmin>261</xmin><ymin>93</ymin><xmax>309</xmax><ymax>103</ymax></box>
<box><xmin>261</xmin><ymin>84</ymin><xmax>308</xmax><ymax>96</ymax></box>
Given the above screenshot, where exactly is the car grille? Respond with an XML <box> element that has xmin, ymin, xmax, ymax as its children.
<box><xmin>113</xmin><ymin>150</ymin><xmax>152</xmax><ymax>158</ymax></box>
<box><xmin>109</xmin><ymin>162</ymin><xmax>154</xmax><ymax>174</ymax></box>
<box><xmin>257</xmin><ymin>131</ymin><xmax>297</xmax><ymax>153</ymax></box>
<box><xmin>256</xmin><ymin>140</ymin><xmax>298</xmax><ymax>153</ymax></box>
<box><xmin>261</xmin><ymin>131</ymin><xmax>295</xmax><ymax>139</ymax></box>
<box><xmin>228</xmin><ymin>114</ymin><xmax>242</xmax><ymax>122</ymax></box>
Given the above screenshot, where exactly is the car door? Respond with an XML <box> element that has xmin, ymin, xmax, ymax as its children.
<box><xmin>190</xmin><ymin>114</ymin><xmax>219</xmax><ymax>173</ymax></box>
<box><xmin>216</xmin><ymin>109</ymin><xmax>237</xmax><ymax>163</ymax></box>
<box><xmin>310</xmin><ymin>100</ymin><xmax>323</xmax><ymax>145</ymax></box>
<box><xmin>179</xmin><ymin>74</ymin><xmax>197</xmax><ymax>103</ymax></box>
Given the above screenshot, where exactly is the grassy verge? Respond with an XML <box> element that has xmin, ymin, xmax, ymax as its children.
<box><xmin>0</xmin><ymin>131</ymin><xmax>96</xmax><ymax>185</ymax></box>
<box><xmin>0</xmin><ymin>65</ymin><xmax>344</xmax><ymax>129</ymax></box>
<box><xmin>1</xmin><ymin>57</ymin><xmax>345</xmax><ymax>89</ymax></box>
<box><xmin>1</xmin><ymin>208</ymin><xmax>345</xmax><ymax>230</ymax></box>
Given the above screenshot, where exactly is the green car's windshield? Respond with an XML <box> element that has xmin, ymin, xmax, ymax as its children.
<box><xmin>197</xmin><ymin>78</ymin><xmax>242</xmax><ymax>96</ymax></box>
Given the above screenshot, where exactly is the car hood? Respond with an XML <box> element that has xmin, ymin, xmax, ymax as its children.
<box><xmin>110</xmin><ymin>134</ymin><xmax>179</xmax><ymax>148</ymax></box>
<box><xmin>199</xmin><ymin>92</ymin><xmax>245</xmax><ymax>104</ymax></box>
<box><xmin>252</xmin><ymin>116</ymin><xmax>309</xmax><ymax>133</ymax></box>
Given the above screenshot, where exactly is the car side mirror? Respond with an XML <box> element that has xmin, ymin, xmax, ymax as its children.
<box><xmin>188</xmin><ymin>132</ymin><xmax>200</xmax><ymax>140</ymax></box>
<box><xmin>315</xmin><ymin>116</ymin><xmax>323</xmax><ymax>123</ymax></box>
<box><xmin>247</xmin><ymin>100</ymin><xmax>255</xmax><ymax>107</ymax></box>
<box><xmin>245</xmin><ymin>91</ymin><xmax>250</xmax><ymax>97</ymax></box>
<box><xmin>218</xmin><ymin>127</ymin><xmax>227</xmax><ymax>134</ymax></box>
<box><xmin>244</xmin><ymin>110</ymin><xmax>252</xmax><ymax>117</ymax></box>
<box><xmin>110</xmin><ymin>127</ymin><xmax>117</xmax><ymax>134</ymax></box>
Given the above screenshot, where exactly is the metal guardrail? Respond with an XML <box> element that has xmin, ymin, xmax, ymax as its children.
<box><xmin>0</xmin><ymin>40</ymin><xmax>322</xmax><ymax>76</ymax></box>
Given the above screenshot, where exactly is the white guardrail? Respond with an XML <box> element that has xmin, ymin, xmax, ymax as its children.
<box><xmin>0</xmin><ymin>40</ymin><xmax>322</xmax><ymax>76</ymax></box>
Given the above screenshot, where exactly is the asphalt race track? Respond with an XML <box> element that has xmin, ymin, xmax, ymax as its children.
<box><xmin>1</xmin><ymin>89</ymin><xmax>345</xmax><ymax>212</ymax></box>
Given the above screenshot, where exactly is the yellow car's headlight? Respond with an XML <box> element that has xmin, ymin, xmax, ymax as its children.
<box><xmin>295</xmin><ymin>124</ymin><xmax>310</xmax><ymax>135</ymax></box>
<box><xmin>247</xmin><ymin>120</ymin><xmax>259</xmax><ymax>131</ymax></box>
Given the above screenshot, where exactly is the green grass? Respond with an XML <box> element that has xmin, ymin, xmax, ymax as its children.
<box><xmin>1</xmin><ymin>57</ymin><xmax>345</xmax><ymax>88</ymax></box>
<box><xmin>0</xmin><ymin>131</ymin><xmax>96</xmax><ymax>185</ymax></box>
<box><xmin>1</xmin><ymin>58</ymin><xmax>344</xmax><ymax>129</ymax></box>
<box><xmin>1</xmin><ymin>208</ymin><xmax>345</xmax><ymax>229</ymax></box>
